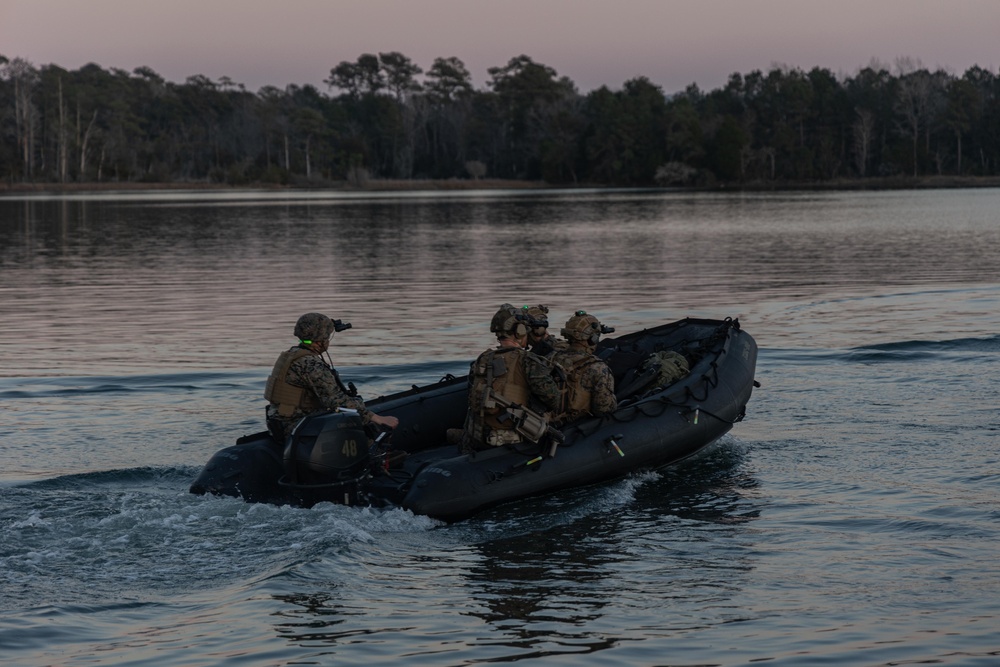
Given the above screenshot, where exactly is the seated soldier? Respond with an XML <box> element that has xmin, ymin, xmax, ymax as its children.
<box><xmin>461</xmin><ymin>304</ymin><xmax>563</xmax><ymax>452</ymax></box>
<box><xmin>551</xmin><ymin>311</ymin><xmax>618</xmax><ymax>424</ymax></box>
<box><xmin>264</xmin><ymin>312</ymin><xmax>399</xmax><ymax>443</ymax></box>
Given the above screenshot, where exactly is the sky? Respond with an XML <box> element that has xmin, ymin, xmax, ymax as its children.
<box><xmin>2</xmin><ymin>0</ymin><xmax>999</xmax><ymax>94</ymax></box>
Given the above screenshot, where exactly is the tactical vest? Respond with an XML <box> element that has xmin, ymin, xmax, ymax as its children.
<box><xmin>264</xmin><ymin>347</ymin><xmax>322</xmax><ymax>417</ymax></box>
<box><xmin>556</xmin><ymin>353</ymin><xmax>604</xmax><ymax>420</ymax></box>
<box><xmin>467</xmin><ymin>347</ymin><xmax>532</xmax><ymax>443</ymax></box>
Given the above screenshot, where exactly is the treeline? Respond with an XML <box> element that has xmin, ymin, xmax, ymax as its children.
<box><xmin>2</xmin><ymin>52</ymin><xmax>999</xmax><ymax>187</ymax></box>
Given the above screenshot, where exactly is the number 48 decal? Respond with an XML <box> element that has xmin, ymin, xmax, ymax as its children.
<box><xmin>342</xmin><ymin>439</ymin><xmax>359</xmax><ymax>457</ymax></box>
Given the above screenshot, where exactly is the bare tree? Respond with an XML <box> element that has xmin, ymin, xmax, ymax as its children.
<box><xmin>76</xmin><ymin>103</ymin><xmax>97</xmax><ymax>178</ymax></box>
<box><xmin>944</xmin><ymin>78</ymin><xmax>978</xmax><ymax>174</ymax></box>
<box><xmin>4</xmin><ymin>58</ymin><xmax>39</xmax><ymax>179</ymax></box>
<box><xmin>852</xmin><ymin>108</ymin><xmax>876</xmax><ymax>176</ymax></box>
<box><xmin>294</xmin><ymin>108</ymin><xmax>325</xmax><ymax>180</ymax></box>
<box><xmin>893</xmin><ymin>58</ymin><xmax>936</xmax><ymax>177</ymax></box>
<box><xmin>58</xmin><ymin>76</ymin><xmax>67</xmax><ymax>182</ymax></box>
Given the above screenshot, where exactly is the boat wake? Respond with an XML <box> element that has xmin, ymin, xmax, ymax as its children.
<box><xmin>765</xmin><ymin>333</ymin><xmax>1000</xmax><ymax>367</ymax></box>
<box><xmin>850</xmin><ymin>334</ymin><xmax>1000</xmax><ymax>361</ymax></box>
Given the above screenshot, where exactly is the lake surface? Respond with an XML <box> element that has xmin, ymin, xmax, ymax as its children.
<box><xmin>1</xmin><ymin>187</ymin><xmax>999</xmax><ymax>666</ymax></box>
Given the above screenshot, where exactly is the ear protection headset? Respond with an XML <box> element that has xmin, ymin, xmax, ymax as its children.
<box><xmin>562</xmin><ymin>310</ymin><xmax>603</xmax><ymax>345</ymax></box>
<box><xmin>503</xmin><ymin>314</ymin><xmax>528</xmax><ymax>338</ymax></box>
<box><xmin>492</xmin><ymin>305</ymin><xmax>528</xmax><ymax>338</ymax></box>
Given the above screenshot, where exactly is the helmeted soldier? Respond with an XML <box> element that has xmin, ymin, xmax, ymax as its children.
<box><xmin>264</xmin><ymin>312</ymin><xmax>398</xmax><ymax>443</ymax></box>
<box><xmin>551</xmin><ymin>311</ymin><xmax>618</xmax><ymax>424</ymax></box>
<box><xmin>461</xmin><ymin>304</ymin><xmax>563</xmax><ymax>452</ymax></box>
<box><xmin>521</xmin><ymin>304</ymin><xmax>567</xmax><ymax>358</ymax></box>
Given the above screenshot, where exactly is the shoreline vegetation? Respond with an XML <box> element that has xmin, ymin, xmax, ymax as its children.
<box><xmin>3</xmin><ymin>52</ymin><xmax>999</xmax><ymax>191</ymax></box>
<box><xmin>4</xmin><ymin>175</ymin><xmax>1000</xmax><ymax>195</ymax></box>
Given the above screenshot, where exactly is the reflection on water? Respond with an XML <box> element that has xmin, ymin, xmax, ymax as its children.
<box><xmin>260</xmin><ymin>443</ymin><xmax>760</xmax><ymax>662</ymax></box>
<box><xmin>3</xmin><ymin>188</ymin><xmax>1000</xmax><ymax>378</ymax></box>
<box><xmin>4</xmin><ymin>188</ymin><xmax>1000</xmax><ymax>666</ymax></box>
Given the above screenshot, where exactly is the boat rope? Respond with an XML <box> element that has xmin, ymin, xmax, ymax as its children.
<box><xmin>684</xmin><ymin>361</ymin><xmax>722</xmax><ymax>403</ymax></box>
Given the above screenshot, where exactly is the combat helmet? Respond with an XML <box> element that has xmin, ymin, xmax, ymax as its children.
<box><xmin>522</xmin><ymin>304</ymin><xmax>550</xmax><ymax>330</ymax></box>
<box><xmin>294</xmin><ymin>313</ymin><xmax>335</xmax><ymax>343</ymax></box>
<box><xmin>561</xmin><ymin>311</ymin><xmax>614</xmax><ymax>346</ymax></box>
<box><xmin>490</xmin><ymin>303</ymin><xmax>529</xmax><ymax>338</ymax></box>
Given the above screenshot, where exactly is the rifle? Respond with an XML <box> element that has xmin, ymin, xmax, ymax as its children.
<box><xmin>488</xmin><ymin>392</ymin><xmax>564</xmax><ymax>458</ymax></box>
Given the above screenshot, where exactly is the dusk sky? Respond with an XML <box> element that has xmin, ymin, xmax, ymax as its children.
<box><xmin>2</xmin><ymin>0</ymin><xmax>999</xmax><ymax>94</ymax></box>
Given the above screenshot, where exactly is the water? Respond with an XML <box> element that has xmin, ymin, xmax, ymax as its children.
<box><xmin>2</xmin><ymin>188</ymin><xmax>999</xmax><ymax>666</ymax></box>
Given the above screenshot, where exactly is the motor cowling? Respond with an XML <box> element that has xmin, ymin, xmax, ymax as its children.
<box><xmin>282</xmin><ymin>412</ymin><xmax>370</xmax><ymax>492</ymax></box>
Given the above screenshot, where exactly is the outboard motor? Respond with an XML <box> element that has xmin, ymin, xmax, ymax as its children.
<box><xmin>279</xmin><ymin>411</ymin><xmax>371</xmax><ymax>507</ymax></box>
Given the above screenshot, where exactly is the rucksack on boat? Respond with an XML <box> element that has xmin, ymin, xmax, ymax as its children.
<box><xmin>642</xmin><ymin>350</ymin><xmax>690</xmax><ymax>387</ymax></box>
<box><xmin>615</xmin><ymin>350</ymin><xmax>691</xmax><ymax>399</ymax></box>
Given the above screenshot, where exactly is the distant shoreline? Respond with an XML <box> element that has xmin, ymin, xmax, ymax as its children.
<box><xmin>3</xmin><ymin>175</ymin><xmax>1000</xmax><ymax>194</ymax></box>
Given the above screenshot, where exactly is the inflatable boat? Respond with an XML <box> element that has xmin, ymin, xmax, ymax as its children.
<box><xmin>190</xmin><ymin>317</ymin><xmax>758</xmax><ymax>522</ymax></box>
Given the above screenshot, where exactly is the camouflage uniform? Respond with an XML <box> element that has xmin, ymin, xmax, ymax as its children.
<box><xmin>463</xmin><ymin>346</ymin><xmax>562</xmax><ymax>450</ymax></box>
<box><xmin>551</xmin><ymin>311</ymin><xmax>618</xmax><ymax>423</ymax></box>
<box><xmin>528</xmin><ymin>333</ymin><xmax>568</xmax><ymax>359</ymax></box>
<box><xmin>461</xmin><ymin>304</ymin><xmax>563</xmax><ymax>451</ymax></box>
<box><xmin>264</xmin><ymin>313</ymin><xmax>374</xmax><ymax>442</ymax></box>
<box><xmin>550</xmin><ymin>347</ymin><xmax>617</xmax><ymax>423</ymax></box>
<box><xmin>265</xmin><ymin>350</ymin><xmax>374</xmax><ymax>438</ymax></box>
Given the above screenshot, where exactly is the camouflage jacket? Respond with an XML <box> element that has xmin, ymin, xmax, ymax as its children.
<box><xmin>527</xmin><ymin>334</ymin><xmax>569</xmax><ymax>359</ymax></box>
<box><xmin>520</xmin><ymin>347</ymin><xmax>563</xmax><ymax>413</ymax></box>
<box><xmin>265</xmin><ymin>348</ymin><xmax>373</xmax><ymax>429</ymax></box>
<box><xmin>462</xmin><ymin>345</ymin><xmax>563</xmax><ymax>449</ymax></box>
<box><xmin>551</xmin><ymin>347</ymin><xmax>617</xmax><ymax>423</ymax></box>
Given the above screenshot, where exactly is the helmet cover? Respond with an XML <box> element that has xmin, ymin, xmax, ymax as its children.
<box><xmin>490</xmin><ymin>303</ymin><xmax>527</xmax><ymax>336</ymax></box>
<box><xmin>294</xmin><ymin>312</ymin><xmax>334</xmax><ymax>342</ymax></box>
<box><xmin>522</xmin><ymin>304</ymin><xmax>550</xmax><ymax>329</ymax></box>
<box><xmin>561</xmin><ymin>311</ymin><xmax>603</xmax><ymax>343</ymax></box>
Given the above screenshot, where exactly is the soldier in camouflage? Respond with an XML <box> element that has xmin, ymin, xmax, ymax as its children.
<box><xmin>461</xmin><ymin>304</ymin><xmax>564</xmax><ymax>452</ymax></box>
<box><xmin>551</xmin><ymin>311</ymin><xmax>618</xmax><ymax>424</ymax></box>
<box><xmin>264</xmin><ymin>312</ymin><xmax>399</xmax><ymax>443</ymax></box>
<box><xmin>521</xmin><ymin>304</ymin><xmax>568</xmax><ymax>358</ymax></box>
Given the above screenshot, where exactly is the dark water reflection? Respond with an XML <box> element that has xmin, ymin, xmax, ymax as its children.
<box><xmin>3</xmin><ymin>188</ymin><xmax>1000</xmax><ymax>378</ymax></box>
<box><xmin>3</xmin><ymin>188</ymin><xmax>1000</xmax><ymax>666</ymax></box>
<box><xmin>258</xmin><ymin>443</ymin><xmax>762</xmax><ymax>663</ymax></box>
